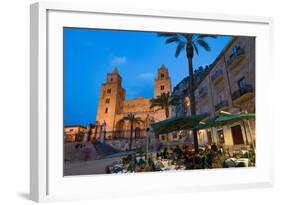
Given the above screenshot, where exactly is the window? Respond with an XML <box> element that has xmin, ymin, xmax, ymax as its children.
<box><xmin>161</xmin><ymin>73</ymin><xmax>165</xmax><ymax>78</ymax></box>
<box><xmin>238</xmin><ymin>77</ymin><xmax>246</xmax><ymax>89</ymax></box>
<box><xmin>69</xmin><ymin>129</ymin><xmax>73</xmax><ymax>132</ymax></box>
<box><xmin>161</xmin><ymin>135</ymin><xmax>165</xmax><ymax>140</ymax></box>
<box><xmin>107</xmin><ymin>88</ymin><xmax>111</xmax><ymax>94</ymax></box>
<box><xmin>105</xmin><ymin>98</ymin><xmax>110</xmax><ymax>103</ymax></box>
<box><xmin>160</xmin><ymin>85</ymin><xmax>165</xmax><ymax>90</ymax></box>
<box><xmin>105</xmin><ymin>108</ymin><xmax>108</xmax><ymax>113</ymax></box>
<box><xmin>232</xmin><ymin>45</ymin><xmax>241</xmax><ymax>56</ymax></box>
<box><xmin>110</xmin><ymin>78</ymin><xmax>113</xmax><ymax>82</ymax></box>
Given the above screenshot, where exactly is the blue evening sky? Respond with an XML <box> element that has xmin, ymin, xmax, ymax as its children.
<box><xmin>64</xmin><ymin>28</ymin><xmax>232</xmax><ymax>126</ymax></box>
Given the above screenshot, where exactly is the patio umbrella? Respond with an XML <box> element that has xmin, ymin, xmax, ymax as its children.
<box><xmin>215</xmin><ymin>113</ymin><xmax>255</xmax><ymax>125</ymax></box>
<box><xmin>196</xmin><ymin>118</ymin><xmax>217</xmax><ymax>130</ymax></box>
<box><xmin>196</xmin><ymin>113</ymin><xmax>255</xmax><ymax>129</ymax></box>
<box><xmin>151</xmin><ymin>114</ymin><xmax>208</xmax><ymax>134</ymax></box>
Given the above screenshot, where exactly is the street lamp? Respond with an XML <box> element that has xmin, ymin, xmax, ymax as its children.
<box><xmin>145</xmin><ymin>114</ymin><xmax>153</xmax><ymax>168</ymax></box>
<box><xmin>145</xmin><ymin>127</ymin><xmax>150</xmax><ymax>167</ymax></box>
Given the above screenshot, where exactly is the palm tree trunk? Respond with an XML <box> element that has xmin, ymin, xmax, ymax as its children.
<box><xmin>165</xmin><ymin>107</ymin><xmax>169</xmax><ymax>118</ymax></box>
<box><xmin>129</xmin><ymin>123</ymin><xmax>133</xmax><ymax>150</ymax></box>
<box><xmin>186</xmin><ymin>44</ymin><xmax>199</xmax><ymax>152</ymax></box>
<box><xmin>134</xmin><ymin>126</ymin><xmax>137</xmax><ymax>148</ymax></box>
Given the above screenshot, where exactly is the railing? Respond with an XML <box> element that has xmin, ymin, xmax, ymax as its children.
<box><xmin>92</xmin><ymin>129</ymin><xmax>150</xmax><ymax>140</ymax></box>
<box><xmin>215</xmin><ymin>100</ymin><xmax>229</xmax><ymax>111</ymax></box>
<box><xmin>232</xmin><ymin>84</ymin><xmax>254</xmax><ymax>101</ymax></box>
<box><xmin>227</xmin><ymin>47</ymin><xmax>245</xmax><ymax>66</ymax></box>
<box><xmin>211</xmin><ymin>69</ymin><xmax>223</xmax><ymax>82</ymax></box>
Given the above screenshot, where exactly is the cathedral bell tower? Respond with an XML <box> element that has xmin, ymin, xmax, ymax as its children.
<box><xmin>154</xmin><ymin>64</ymin><xmax>172</xmax><ymax>97</ymax></box>
<box><xmin>96</xmin><ymin>67</ymin><xmax>125</xmax><ymax>133</ymax></box>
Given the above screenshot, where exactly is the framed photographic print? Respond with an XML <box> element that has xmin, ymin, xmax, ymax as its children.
<box><xmin>30</xmin><ymin>2</ymin><xmax>274</xmax><ymax>202</ymax></box>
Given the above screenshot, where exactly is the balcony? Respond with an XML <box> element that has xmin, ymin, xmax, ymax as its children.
<box><xmin>232</xmin><ymin>84</ymin><xmax>254</xmax><ymax>104</ymax></box>
<box><xmin>199</xmin><ymin>86</ymin><xmax>208</xmax><ymax>98</ymax></box>
<box><xmin>227</xmin><ymin>46</ymin><xmax>245</xmax><ymax>70</ymax></box>
<box><xmin>211</xmin><ymin>69</ymin><xmax>224</xmax><ymax>85</ymax></box>
<box><xmin>215</xmin><ymin>100</ymin><xmax>229</xmax><ymax>111</ymax></box>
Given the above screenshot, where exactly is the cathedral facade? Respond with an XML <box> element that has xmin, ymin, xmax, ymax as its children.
<box><xmin>95</xmin><ymin>64</ymin><xmax>172</xmax><ymax>139</ymax></box>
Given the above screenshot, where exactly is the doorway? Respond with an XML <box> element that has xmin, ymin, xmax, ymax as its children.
<box><xmin>231</xmin><ymin>125</ymin><xmax>244</xmax><ymax>145</ymax></box>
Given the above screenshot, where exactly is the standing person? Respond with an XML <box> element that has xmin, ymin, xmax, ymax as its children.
<box><xmin>84</xmin><ymin>148</ymin><xmax>91</xmax><ymax>161</ymax></box>
<box><xmin>211</xmin><ymin>143</ymin><xmax>218</xmax><ymax>152</ymax></box>
<box><xmin>203</xmin><ymin>147</ymin><xmax>212</xmax><ymax>168</ymax></box>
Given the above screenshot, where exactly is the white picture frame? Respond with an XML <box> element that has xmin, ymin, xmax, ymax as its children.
<box><xmin>30</xmin><ymin>2</ymin><xmax>274</xmax><ymax>202</ymax></box>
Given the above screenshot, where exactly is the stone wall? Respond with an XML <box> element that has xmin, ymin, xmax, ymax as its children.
<box><xmin>104</xmin><ymin>138</ymin><xmax>148</xmax><ymax>151</ymax></box>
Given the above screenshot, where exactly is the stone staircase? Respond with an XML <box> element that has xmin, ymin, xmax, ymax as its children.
<box><xmin>92</xmin><ymin>140</ymin><xmax>120</xmax><ymax>157</ymax></box>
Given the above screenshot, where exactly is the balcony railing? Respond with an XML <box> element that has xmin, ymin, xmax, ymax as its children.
<box><xmin>215</xmin><ymin>100</ymin><xmax>229</xmax><ymax>111</ymax></box>
<box><xmin>227</xmin><ymin>46</ymin><xmax>245</xmax><ymax>69</ymax></box>
<box><xmin>211</xmin><ymin>69</ymin><xmax>223</xmax><ymax>84</ymax></box>
<box><xmin>232</xmin><ymin>84</ymin><xmax>254</xmax><ymax>101</ymax></box>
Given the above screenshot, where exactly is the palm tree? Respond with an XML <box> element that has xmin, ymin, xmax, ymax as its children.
<box><xmin>118</xmin><ymin>113</ymin><xmax>144</xmax><ymax>150</ymax></box>
<box><xmin>158</xmin><ymin>33</ymin><xmax>216</xmax><ymax>152</ymax></box>
<box><xmin>150</xmin><ymin>92</ymin><xmax>177</xmax><ymax>118</ymax></box>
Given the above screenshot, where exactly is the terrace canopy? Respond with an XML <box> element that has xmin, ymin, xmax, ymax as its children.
<box><xmin>196</xmin><ymin>113</ymin><xmax>255</xmax><ymax>130</ymax></box>
<box><xmin>151</xmin><ymin>114</ymin><xmax>208</xmax><ymax>134</ymax></box>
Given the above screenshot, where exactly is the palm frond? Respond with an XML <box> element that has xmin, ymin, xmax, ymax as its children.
<box><xmin>165</xmin><ymin>36</ymin><xmax>180</xmax><ymax>44</ymax></box>
<box><xmin>116</xmin><ymin>119</ymin><xmax>125</xmax><ymax>126</ymax></box>
<box><xmin>193</xmin><ymin>43</ymin><xmax>199</xmax><ymax>55</ymax></box>
<box><xmin>135</xmin><ymin>117</ymin><xmax>144</xmax><ymax>123</ymax></box>
<box><xmin>175</xmin><ymin>42</ymin><xmax>185</xmax><ymax>57</ymax></box>
<box><xmin>153</xmin><ymin>108</ymin><xmax>163</xmax><ymax>112</ymax></box>
<box><xmin>150</xmin><ymin>98</ymin><xmax>164</xmax><ymax>109</ymax></box>
<box><xmin>196</xmin><ymin>39</ymin><xmax>211</xmax><ymax>51</ymax></box>
<box><xmin>197</xmin><ymin>34</ymin><xmax>217</xmax><ymax>39</ymax></box>
<box><xmin>122</xmin><ymin>116</ymin><xmax>130</xmax><ymax>121</ymax></box>
<box><xmin>157</xmin><ymin>32</ymin><xmax>177</xmax><ymax>37</ymax></box>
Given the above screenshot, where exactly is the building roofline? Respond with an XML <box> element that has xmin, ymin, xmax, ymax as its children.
<box><xmin>124</xmin><ymin>97</ymin><xmax>151</xmax><ymax>101</ymax></box>
<box><xmin>64</xmin><ymin>125</ymin><xmax>87</xmax><ymax>129</ymax></box>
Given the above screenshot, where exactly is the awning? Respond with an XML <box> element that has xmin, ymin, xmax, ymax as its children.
<box><xmin>151</xmin><ymin>114</ymin><xmax>208</xmax><ymax>134</ymax></box>
<box><xmin>196</xmin><ymin>118</ymin><xmax>217</xmax><ymax>130</ymax></box>
<box><xmin>215</xmin><ymin>113</ymin><xmax>255</xmax><ymax>125</ymax></box>
<box><xmin>196</xmin><ymin>113</ymin><xmax>255</xmax><ymax>130</ymax></box>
